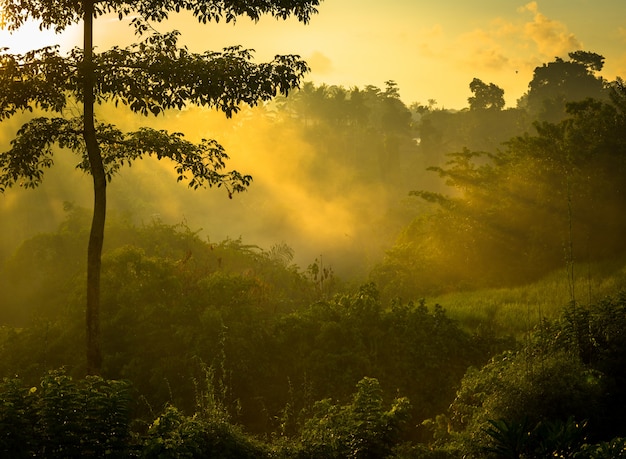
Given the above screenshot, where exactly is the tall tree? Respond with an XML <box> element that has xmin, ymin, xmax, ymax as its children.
<box><xmin>522</xmin><ymin>50</ymin><xmax>606</xmax><ymax>121</ymax></box>
<box><xmin>468</xmin><ymin>78</ymin><xmax>505</xmax><ymax>111</ymax></box>
<box><xmin>0</xmin><ymin>0</ymin><xmax>320</xmax><ymax>375</ymax></box>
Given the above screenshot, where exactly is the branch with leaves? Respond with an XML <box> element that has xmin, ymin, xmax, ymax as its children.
<box><xmin>0</xmin><ymin>0</ymin><xmax>321</xmax><ymax>32</ymax></box>
<box><xmin>0</xmin><ymin>116</ymin><xmax>252</xmax><ymax>195</ymax></box>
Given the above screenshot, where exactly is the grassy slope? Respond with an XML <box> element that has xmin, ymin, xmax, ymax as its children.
<box><xmin>427</xmin><ymin>257</ymin><xmax>626</xmax><ymax>338</ymax></box>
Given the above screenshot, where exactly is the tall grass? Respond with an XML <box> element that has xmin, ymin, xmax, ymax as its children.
<box><xmin>427</xmin><ymin>258</ymin><xmax>626</xmax><ymax>339</ymax></box>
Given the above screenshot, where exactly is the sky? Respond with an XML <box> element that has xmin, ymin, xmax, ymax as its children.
<box><xmin>1</xmin><ymin>1</ymin><xmax>626</xmax><ymax>109</ymax></box>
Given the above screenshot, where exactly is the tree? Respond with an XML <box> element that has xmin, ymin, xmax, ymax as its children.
<box><xmin>569</xmin><ymin>50</ymin><xmax>605</xmax><ymax>72</ymax></box>
<box><xmin>468</xmin><ymin>78</ymin><xmax>505</xmax><ymax>111</ymax></box>
<box><xmin>522</xmin><ymin>51</ymin><xmax>606</xmax><ymax>121</ymax></box>
<box><xmin>382</xmin><ymin>70</ymin><xmax>626</xmax><ymax>296</ymax></box>
<box><xmin>0</xmin><ymin>0</ymin><xmax>320</xmax><ymax>375</ymax></box>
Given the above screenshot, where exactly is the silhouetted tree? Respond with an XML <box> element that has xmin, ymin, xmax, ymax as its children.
<box><xmin>522</xmin><ymin>51</ymin><xmax>607</xmax><ymax>121</ymax></box>
<box><xmin>569</xmin><ymin>50</ymin><xmax>605</xmax><ymax>72</ymax></box>
<box><xmin>0</xmin><ymin>0</ymin><xmax>319</xmax><ymax>374</ymax></box>
<box><xmin>468</xmin><ymin>78</ymin><xmax>505</xmax><ymax>111</ymax></box>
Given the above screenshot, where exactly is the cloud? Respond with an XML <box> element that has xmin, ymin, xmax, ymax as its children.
<box><xmin>451</xmin><ymin>3</ymin><xmax>582</xmax><ymax>75</ymax></box>
<box><xmin>421</xmin><ymin>23</ymin><xmax>444</xmax><ymax>38</ymax></box>
<box><xmin>415</xmin><ymin>24</ymin><xmax>446</xmax><ymax>58</ymax></box>
<box><xmin>488</xmin><ymin>17</ymin><xmax>520</xmax><ymax>38</ymax></box>
<box><xmin>518</xmin><ymin>1</ymin><xmax>539</xmax><ymax>15</ymax></box>
<box><xmin>471</xmin><ymin>47</ymin><xmax>510</xmax><ymax>71</ymax></box>
<box><xmin>416</xmin><ymin>42</ymin><xmax>437</xmax><ymax>59</ymax></box>
<box><xmin>307</xmin><ymin>50</ymin><xmax>333</xmax><ymax>75</ymax></box>
<box><xmin>519</xmin><ymin>2</ymin><xmax>582</xmax><ymax>57</ymax></box>
<box><xmin>457</xmin><ymin>27</ymin><xmax>511</xmax><ymax>71</ymax></box>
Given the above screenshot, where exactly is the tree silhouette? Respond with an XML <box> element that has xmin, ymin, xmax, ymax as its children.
<box><xmin>468</xmin><ymin>78</ymin><xmax>504</xmax><ymax>111</ymax></box>
<box><xmin>0</xmin><ymin>0</ymin><xmax>320</xmax><ymax>375</ymax></box>
<box><xmin>523</xmin><ymin>51</ymin><xmax>606</xmax><ymax>121</ymax></box>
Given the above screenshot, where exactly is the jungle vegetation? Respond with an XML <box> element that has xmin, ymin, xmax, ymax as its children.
<box><xmin>1</xmin><ymin>5</ymin><xmax>626</xmax><ymax>454</ymax></box>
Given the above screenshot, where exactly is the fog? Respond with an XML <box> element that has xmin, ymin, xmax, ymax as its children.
<box><xmin>2</xmin><ymin>51</ymin><xmax>622</xmax><ymax>291</ymax></box>
<box><xmin>0</xmin><ymin>97</ymin><xmax>429</xmax><ymax>279</ymax></box>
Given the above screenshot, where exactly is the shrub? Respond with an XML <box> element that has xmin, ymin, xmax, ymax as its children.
<box><xmin>141</xmin><ymin>405</ymin><xmax>268</xmax><ymax>459</ymax></box>
<box><xmin>297</xmin><ymin>377</ymin><xmax>411</xmax><ymax>459</ymax></box>
<box><xmin>0</xmin><ymin>370</ymin><xmax>132</xmax><ymax>457</ymax></box>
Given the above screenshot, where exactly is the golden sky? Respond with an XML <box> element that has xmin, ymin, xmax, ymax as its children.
<box><xmin>1</xmin><ymin>1</ymin><xmax>626</xmax><ymax>109</ymax></box>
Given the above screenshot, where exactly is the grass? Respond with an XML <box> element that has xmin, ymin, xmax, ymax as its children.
<box><xmin>426</xmin><ymin>257</ymin><xmax>626</xmax><ymax>339</ymax></box>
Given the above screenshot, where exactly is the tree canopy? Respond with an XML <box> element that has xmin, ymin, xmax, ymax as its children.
<box><xmin>0</xmin><ymin>0</ymin><xmax>321</xmax><ymax>32</ymax></box>
<box><xmin>523</xmin><ymin>51</ymin><xmax>607</xmax><ymax>121</ymax></box>
<box><xmin>468</xmin><ymin>78</ymin><xmax>505</xmax><ymax>111</ymax></box>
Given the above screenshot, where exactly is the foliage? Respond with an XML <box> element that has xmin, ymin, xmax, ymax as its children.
<box><xmin>0</xmin><ymin>0</ymin><xmax>321</xmax><ymax>33</ymax></box>
<box><xmin>0</xmin><ymin>0</ymin><xmax>319</xmax><ymax>375</ymax></box>
<box><xmin>483</xmin><ymin>416</ymin><xmax>587</xmax><ymax>459</ymax></box>
<box><xmin>2</xmin><ymin>45</ymin><xmax>626</xmax><ymax>455</ymax></box>
<box><xmin>376</xmin><ymin>66</ymin><xmax>626</xmax><ymax>299</ymax></box>
<box><xmin>2</xmin><ymin>222</ymin><xmax>626</xmax><ymax>456</ymax></box>
<box><xmin>267</xmin><ymin>283</ymin><xmax>498</xmax><ymax>436</ymax></box>
<box><xmin>523</xmin><ymin>51</ymin><xmax>607</xmax><ymax>122</ymax></box>
<box><xmin>576</xmin><ymin>437</ymin><xmax>626</xmax><ymax>459</ymax></box>
<box><xmin>430</xmin><ymin>292</ymin><xmax>626</xmax><ymax>456</ymax></box>
<box><xmin>0</xmin><ymin>378</ymin><xmax>38</xmax><ymax>457</ymax></box>
<box><xmin>468</xmin><ymin>78</ymin><xmax>505</xmax><ymax>111</ymax></box>
<box><xmin>296</xmin><ymin>377</ymin><xmax>411</xmax><ymax>459</ymax></box>
<box><xmin>0</xmin><ymin>217</ymin><xmax>500</xmax><ymax>441</ymax></box>
<box><xmin>0</xmin><ymin>208</ymin><xmax>316</xmax><ymax>326</ymax></box>
<box><xmin>142</xmin><ymin>405</ymin><xmax>268</xmax><ymax>459</ymax></box>
<box><xmin>276</xmin><ymin>81</ymin><xmax>419</xmax><ymax>194</ymax></box>
<box><xmin>0</xmin><ymin>370</ymin><xmax>132</xmax><ymax>457</ymax></box>
<box><xmin>414</xmin><ymin>100</ymin><xmax>529</xmax><ymax>160</ymax></box>
<box><xmin>555</xmin><ymin>294</ymin><xmax>626</xmax><ymax>438</ymax></box>
<box><xmin>447</xmin><ymin>349</ymin><xmax>601</xmax><ymax>448</ymax></box>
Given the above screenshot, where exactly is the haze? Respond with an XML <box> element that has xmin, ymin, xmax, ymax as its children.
<box><xmin>4</xmin><ymin>2</ymin><xmax>626</xmax><ymax>454</ymax></box>
<box><xmin>1</xmin><ymin>0</ymin><xmax>626</xmax><ymax>275</ymax></box>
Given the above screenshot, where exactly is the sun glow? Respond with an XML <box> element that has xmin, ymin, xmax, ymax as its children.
<box><xmin>0</xmin><ymin>20</ymin><xmax>69</xmax><ymax>54</ymax></box>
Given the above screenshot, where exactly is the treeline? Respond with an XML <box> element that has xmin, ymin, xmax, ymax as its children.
<box><xmin>371</xmin><ymin>52</ymin><xmax>626</xmax><ymax>298</ymax></box>
<box><xmin>266</xmin><ymin>50</ymin><xmax>625</xmax><ymax>296</ymax></box>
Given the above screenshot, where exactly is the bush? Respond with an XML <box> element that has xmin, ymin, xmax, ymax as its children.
<box><xmin>0</xmin><ymin>370</ymin><xmax>132</xmax><ymax>457</ymax></box>
<box><xmin>141</xmin><ymin>405</ymin><xmax>269</xmax><ymax>459</ymax></box>
<box><xmin>446</xmin><ymin>349</ymin><xmax>602</xmax><ymax>457</ymax></box>
<box><xmin>296</xmin><ymin>377</ymin><xmax>411</xmax><ymax>459</ymax></box>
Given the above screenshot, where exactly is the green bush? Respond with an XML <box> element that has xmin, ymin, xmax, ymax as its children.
<box><xmin>576</xmin><ymin>437</ymin><xmax>626</xmax><ymax>458</ymax></box>
<box><xmin>0</xmin><ymin>378</ymin><xmax>38</xmax><ymax>457</ymax></box>
<box><xmin>482</xmin><ymin>416</ymin><xmax>587</xmax><ymax>459</ymax></box>
<box><xmin>141</xmin><ymin>405</ymin><xmax>269</xmax><ymax>459</ymax></box>
<box><xmin>0</xmin><ymin>370</ymin><xmax>132</xmax><ymax>457</ymax></box>
<box><xmin>296</xmin><ymin>377</ymin><xmax>411</xmax><ymax>459</ymax></box>
<box><xmin>445</xmin><ymin>349</ymin><xmax>602</xmax><ymax>457</ymax></box>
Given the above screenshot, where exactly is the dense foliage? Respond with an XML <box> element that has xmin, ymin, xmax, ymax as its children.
<box><xmin>0</xmin><ymin>212</ymin><xmax>501</xmax><ymax>437</ymax></box>
<box><xmin>0</xmin><ymin>371</ymin><xmax>131</xmax><ymax>457</ymax></box>
<box><xmin>373</xmin><ymin>63</ymin><xmax>625</xmax><ymax>299</ymax></box>
<box><xmin>431</xmin><ymin>293</ymin><xmax>626</xmax><ymax>458</ymax></box>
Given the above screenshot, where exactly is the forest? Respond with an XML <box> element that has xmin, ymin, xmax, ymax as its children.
<box><xmin>2</xmin><ymin>2</ymin><xmax>626</xmax><ymax>456</ymax></box>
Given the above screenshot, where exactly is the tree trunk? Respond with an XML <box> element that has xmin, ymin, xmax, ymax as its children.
<box><xmin>84</xmin><ymin>0</ymin><xmax>105</xmax><ymax>376</ymax></box>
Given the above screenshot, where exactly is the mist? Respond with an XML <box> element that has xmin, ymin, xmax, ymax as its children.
<box><xmin>0</xmin><ymin>91</ymin><xmax>430</xmax><ymax>279</ymax></box>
